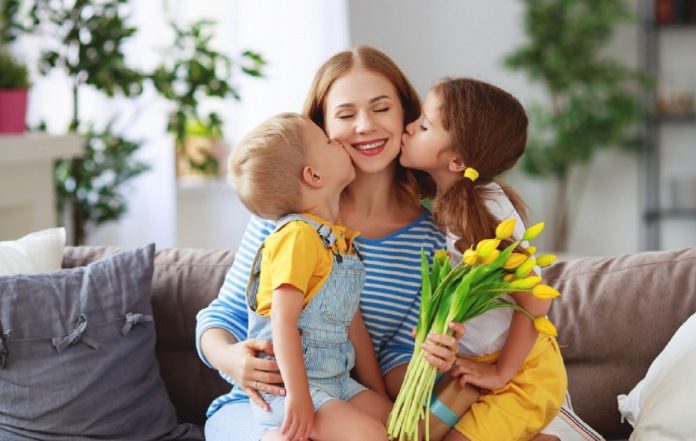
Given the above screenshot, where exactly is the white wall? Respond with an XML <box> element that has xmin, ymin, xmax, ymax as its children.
<box><xmin>348</xmin><ymin>0</ymin><xmax>696</xmax><ymax>256</ymax></box>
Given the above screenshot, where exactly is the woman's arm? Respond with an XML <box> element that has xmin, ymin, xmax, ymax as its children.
<box><xmin>195</xmin><ymin>215</ymin><xmax>285</xmax><ymax>409</ymax></box>
<box><xmin>349</xmin><ymin>311</ymin><xmax>387</xmax><ymax>396</ymax></box>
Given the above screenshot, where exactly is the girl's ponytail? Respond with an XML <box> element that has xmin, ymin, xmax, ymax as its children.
<box><xmin>430</xmin><ymin>78</ymin><xmax>529</xmax><ymax>251</ymax></box>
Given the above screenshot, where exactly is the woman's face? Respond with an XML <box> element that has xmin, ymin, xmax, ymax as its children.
<box><xmin>323</xmin><ymin>67</ymin><xmax>405</xmax><ymax>175</ymax></box>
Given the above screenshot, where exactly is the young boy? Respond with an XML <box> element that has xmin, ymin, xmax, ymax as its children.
<box><xmin>228</xmin><ymin>113</ymin><xmax>392</xmax><ymax>441</ymax></box>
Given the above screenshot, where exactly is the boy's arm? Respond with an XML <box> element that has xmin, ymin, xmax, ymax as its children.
<box><xmin>349</xmin><ymin>311</ymin><xmax>388</xmax><ymax>397</ymax></box>
<box><xmin>272</xmin><ymin>283</ymin><xmax>314</xmax><ymax>438</ymax></box>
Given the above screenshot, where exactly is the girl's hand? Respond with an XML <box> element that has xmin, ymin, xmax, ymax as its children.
<box><xmin>451</xmin><ymin>358</ymin><xmax>507</xmax><ymax>391</ymax></box>
<box><xmin>421</xmin><ymin>322</ymin><xmax>465</xmax><ymax>372</ymax></box>
<box><xmin>281</xmin><ymin>391</ymin><xmax>314</xmax><ymax>441</ymax></box>
<box><xmin>222</xmin><ymin>338</ymin><xmax>285</xmax><ymax>410</ymax></box>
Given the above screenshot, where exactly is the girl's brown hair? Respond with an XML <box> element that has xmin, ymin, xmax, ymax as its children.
<box><xmin>431</xmin><ymin>77</ymin><xmax>529</xmax><ymax>252</ymax></box>
<box><xmin>302</xmin><ymin>45</ymin><xmax>435</xmax><ymax>204</ymax></box>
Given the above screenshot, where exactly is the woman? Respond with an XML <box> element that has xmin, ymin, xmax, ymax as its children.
<box><xmin>197</xmin><ymin>46</ymin><xmax>577</xmax><ymax>441</ymax></box>
<box><xmin>196</xmin><ymin>46</ymin><xmax>454</xmax><ymax>440</ymax></box>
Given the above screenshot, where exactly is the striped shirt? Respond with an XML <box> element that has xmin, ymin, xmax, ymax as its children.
<box><xmin>195</xmin><ymin>212</ymin><xmax>445</xmax><ymax>417</ymax></box>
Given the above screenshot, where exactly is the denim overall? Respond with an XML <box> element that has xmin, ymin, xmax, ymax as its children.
<box><xmin>246</xmin><ymin>214</ymin><xmax>367</xmax><ymax>433</ymax></box>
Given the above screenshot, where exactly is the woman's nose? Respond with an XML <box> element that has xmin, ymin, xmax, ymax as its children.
<box><xmin>355</xmin><ymin>111</ymin><xmax>375</xmax><ymax>133</ymax></box>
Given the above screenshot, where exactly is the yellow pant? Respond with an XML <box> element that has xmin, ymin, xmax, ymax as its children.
<box><xmin>454</xmin><ymin>335</ymin><xmax>567</xmax><ymax>441</ymax></box>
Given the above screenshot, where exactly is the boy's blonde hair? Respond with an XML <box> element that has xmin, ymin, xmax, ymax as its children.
<box><xmin>228</xmin><ymin>112</ymin><xmax>307</xmax><ymax>220</ymax></box>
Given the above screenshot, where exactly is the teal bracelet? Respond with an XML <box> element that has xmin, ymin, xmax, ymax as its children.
<box><xmin>429</xmin><ymin>397</ymin><xmax>460</xmax><ymax>428</ymax></box>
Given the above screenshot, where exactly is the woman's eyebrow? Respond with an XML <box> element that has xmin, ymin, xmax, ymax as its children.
<box><xmin>334</xmin><ymin>94</ymin><xmax>392</xmax><ymax>109</ymax></box>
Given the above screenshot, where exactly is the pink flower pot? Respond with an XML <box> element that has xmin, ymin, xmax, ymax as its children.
<box><xmin>0</xmin><ymin>88</ymin><xmax>29</xmax><ymax>134</ymax></box>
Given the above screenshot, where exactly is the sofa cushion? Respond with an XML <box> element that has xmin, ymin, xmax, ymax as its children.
<box><xmin>0</xmin><ymin>227</ymin><xmax>65</xmax><ymax>276</ymax></box>
<box><xmin>546</xmin><ymin>247</ymin><xmax>696</xmax><ymax>439</ymax></box>
<box><xmin>61</xmin><ymin>246</ymin><xmax>234</xmax><ymax>425</ymax></box>
<box><xmin>617</xmin><ymin>311</ymin><xmax>696</xmax><ymax>438</ymax></box>
<box><xmin>0</xmin><ymin>244</ymin><xmax>202</xmax><ymax>440</ymax></box>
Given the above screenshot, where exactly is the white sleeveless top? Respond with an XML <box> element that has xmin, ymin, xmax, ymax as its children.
<box><xmin>446</xmin><ymin>182</ymin><xmax>528</xmax><ymax>357</ymax></box>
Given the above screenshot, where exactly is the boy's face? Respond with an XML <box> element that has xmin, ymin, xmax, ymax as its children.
<box><xmin>304</xmin><ymin>119</ymin><xmax>356</xmax><ymax>190</ymax></box>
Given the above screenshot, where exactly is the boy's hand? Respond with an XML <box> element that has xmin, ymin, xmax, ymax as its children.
<box><xmin>421</xmin><ymin>322</ymin><xmax>464</xmax><ymax>372</ymax></box>
<box><xmin>281</xmin><ymin>391</ymin><xmax>314</xmax><ymax>441</ymax></box>
<box><xmin>451</xmin><ymin>359</ymin><xmax>507</xmax><ymax>391</ymax></box>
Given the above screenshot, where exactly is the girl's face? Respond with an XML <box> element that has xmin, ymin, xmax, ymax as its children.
<box><xmin>323</xmin><ymin>67</ymin><xmax>405</xmax><ymax>175</ymax></box>
<box><xmin>401</xmin><ymin>90</ymin><xmax>454</xmax><ymax>176</ymax></box>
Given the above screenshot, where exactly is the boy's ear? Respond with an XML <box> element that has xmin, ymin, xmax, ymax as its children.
<box><xmin>448</xmin><ymin>157</ymin><xmax>467</xmax><ymax>174</ymax></box>
<box><xmin>302</xmin><ymin>165</ymin><xmax>324</xmax><ymax>188</ymax></box>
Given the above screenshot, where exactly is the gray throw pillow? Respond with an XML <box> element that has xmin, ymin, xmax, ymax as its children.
<box><xmin>0</xmin><ymin>244</ymin><xmax>202</xmax><ymax>440</ymax></box>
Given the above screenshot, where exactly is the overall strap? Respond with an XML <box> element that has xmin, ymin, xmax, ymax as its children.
<box><xmin>245</xmin><ymin>214</ymin><xmax>336</xmax><ymax>311</ymax></box>
<box><xmin>274</xmin><ymin>213</ymin><xmax>337</xmax><ymax>249</ymax></box>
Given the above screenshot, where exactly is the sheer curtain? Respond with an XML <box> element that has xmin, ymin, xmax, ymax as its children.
<box><xmin>19</xmin><ymin>0</ymin><xmax>349</xmax><ymax>248</ymax></box>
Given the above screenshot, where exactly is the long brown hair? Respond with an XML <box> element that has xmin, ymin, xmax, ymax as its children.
<box><xmin>302</xmin><ymin>45</ymin><xmax>435</xmax><ymax>204</ymax></box>
<box><xmin>431</xmin><ymin>77</ymin><xmax>529</xmax><ymax>252</ymax></box>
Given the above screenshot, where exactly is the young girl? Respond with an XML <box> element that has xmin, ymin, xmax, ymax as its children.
<box><xmin>229</xmin><ymin>112</ymin><xmax>392</xmax><ymax>440</ymax></box>
<box><xmin>400</xmin><ymin>77</ymin><xmax>568</xmax><ymax>441</ymax></box>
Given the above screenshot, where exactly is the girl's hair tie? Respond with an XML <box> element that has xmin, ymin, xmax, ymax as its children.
<box><xmin>463</xmin><ymin>167</ymin><xmax>479</xmax><ymax>182</ymax></box>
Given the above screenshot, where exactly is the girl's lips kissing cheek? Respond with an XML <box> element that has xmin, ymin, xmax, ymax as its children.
<box><xmin>351</xmin><ymin>139</ymin><xmax>388</xmax><ymax>157</ymax></box>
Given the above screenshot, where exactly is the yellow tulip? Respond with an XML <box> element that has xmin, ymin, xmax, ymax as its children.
<box><xmin>532</xmin><ymin>284</ymin><xmax>560</xmax><ymax>300</ymax></box>
<box><xmin>495</xmin><ymin>218</ymin><xmax>516</xmax><ymax>240</ymax></box>
<box><xmin>502</xmin><ymin>253</ymin><xmax>527</xmax><ymax>270</ymax></box>
<box><xmin>515</xmin><ymin>258</ymin><xmax>537</xmax><ymax>279</ymax></box>
<box><xmin>481</xmin><ymin>249</ymin><xmax>500</xmax><ymax>265</ymax></box>
<box><xmin>508</xmin><ymin>276</ymin><xmax>542</xmax><ymax>290</ymax></box>
<box><xmin>536</xmin><ymin>254</ymin><xmax>557</xmax><ymax>268</ymax></box>
<box><xmin>534</xmin><ymin>316</ymin><xmax>558</xmax><ymax>336</ymax></box>
<box><xmin>503</xmin><ymin>273</ymin><xmax>515</xmax><ymax>282</ymax></box>
<box><xmin>463</xmin><ymin>248</ymin><xmax>479</xmax><ymax>266</ymax></box>
<box><xmin>522</xmin><ymin>222</ymin><xmax>545</xmax><ymax>241</ymax></box>
<box><xmin>476</xmin><ymin>239</ymin><xmax>500</xmax><ymax>259</ymax></box>
<box><xmin>526</xmin><ymin>246</ymin><xmax>537</xmax><ymax>256</ymax></box>
<box><xmin>435</xmin><ymin>249</ymin><xmax>450</xmax><ymax>263</ymax></box>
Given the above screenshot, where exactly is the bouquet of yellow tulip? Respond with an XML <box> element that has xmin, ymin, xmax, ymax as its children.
<box><xmin>386</xmin><ymin>218</ymin><xmax>560</xmax><ymax>441</ymax></box>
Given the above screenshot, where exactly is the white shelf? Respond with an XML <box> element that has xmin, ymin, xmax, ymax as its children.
<box><xmin>0</xmin><ymin>134</ymin><xmax>82</xmax><ymax>164</ymax></box>
<box><xmin>0</xmin><ymin>133</ymin><xmax>83</xmax><ymax>240</ymax></box>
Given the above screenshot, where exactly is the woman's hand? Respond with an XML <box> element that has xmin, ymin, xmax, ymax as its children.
<box><xmin>421</xmin><ymin>322</ymin><xmax>465</xmax><ymax>372</ymax></box>
<box><xmin>201</xmin><ymin>329</ymin><xmax>285</xmax><ymax>411</ymax></box>
<box><xmin>450</xmin><ymin>358</ymin><xmax>508</xmax><ymax>391</ymax></box>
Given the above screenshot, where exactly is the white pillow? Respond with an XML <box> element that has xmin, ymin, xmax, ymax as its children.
<box><xmin>617</xmin><ymin>312</ymin><xmax>696</xmax><ymax>440</ymax></box>
<box><xmin>0</xmin><ymin>228</ymin><xmax>66</xmax><ymax>276</ymax></box>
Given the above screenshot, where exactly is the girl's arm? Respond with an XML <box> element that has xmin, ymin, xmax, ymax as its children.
<box><xmin>349</xmin><ymin>311</ymin><xmax>387</xmax><ymax>396</ymax></box>
<box><xmin>272</xmin><ymin>284</ymin><xmax>314</xmax><ymax>439</ymax></box>
<box><xmin>453</xmin><ymin>292</ymin><xmax>551</xmax><ymax>390</ymax></box>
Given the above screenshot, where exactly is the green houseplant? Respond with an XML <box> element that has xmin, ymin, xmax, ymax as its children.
<box><xmin>151</xmin><ymin>19</ymin><xmax>266</xmax><ymax>178</ymax></box>
<box><xmin>2</xmin><ymin>2</ymin><xmax>265</xmax><ymax>243</ymax></box>
<box><xmin>2</xmin><ymin>0</ymin><xmax>148</xmax><ymax>245</ymax></box>
<box><xmin>505</xmin><ymin>0</ymin><xmax>647</xmax><ymax>251</ymax></box>
<box><xmin>0</xmin><ymin>49</ymin><xmax>30</xmax><ymax>133</ymax></box>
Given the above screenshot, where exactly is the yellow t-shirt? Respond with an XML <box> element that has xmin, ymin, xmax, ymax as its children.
<box><xmin>254</xmin><ymin>213</ymin><xmax>359</xmax><ymax>317</ymax></box>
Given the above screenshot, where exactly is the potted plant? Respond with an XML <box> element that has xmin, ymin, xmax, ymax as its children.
<box><xmin>504</xmin><ymin>0</ymin><xmax>647</xmax><ymax>252</ymax></box>
<box><xmin>0</xmin><ymin>50</ymin><xmax>29</xmax><ymax>133</ymax></box>
<box><xmin>151</xmin><ymin>19</ymin><xmax>266</xmax><ymax>180</ymax></box>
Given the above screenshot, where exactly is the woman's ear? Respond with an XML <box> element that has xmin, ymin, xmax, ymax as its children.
<box><xmin>448</xmin><ymin>157</ymin><xmax>467</xmax><ymax>174</ymax></box>
<box><xmin>302</xmin><ymin>165</ymin><xmax>324</xmax><ymax>188</ymax></box>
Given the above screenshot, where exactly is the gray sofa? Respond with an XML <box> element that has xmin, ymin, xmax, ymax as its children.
<box><xmin>62</xmin><ymin>246</ymin><xmax>696</xmax><ymax>440</ymax></box>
